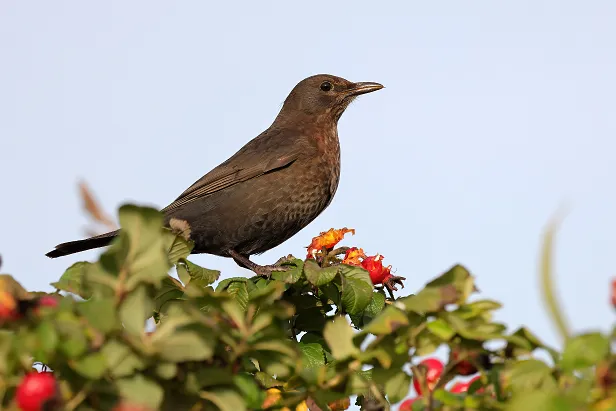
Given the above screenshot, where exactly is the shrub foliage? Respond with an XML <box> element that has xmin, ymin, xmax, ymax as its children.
<box><xmin>0</xmin><ymin>205</ymin><xmax>613</xmax><ymax>410</ymax></box>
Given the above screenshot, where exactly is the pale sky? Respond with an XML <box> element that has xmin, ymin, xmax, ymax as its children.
<box><xmin>1</xmin><ymin>0</ymin><xmax>615</xmax><ymax>407</ymax></box>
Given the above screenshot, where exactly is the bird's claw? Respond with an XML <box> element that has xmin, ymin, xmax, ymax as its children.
<box><xmin>254</xmin><ymin>263</ymin><xmax>290</xmax><ymax>279</ymax></box>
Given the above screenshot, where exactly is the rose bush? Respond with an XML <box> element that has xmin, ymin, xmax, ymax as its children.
<box><xmin>0</xmin><ymin>204</ymin><xmax>613</xmax><ymax>410</ymax></box>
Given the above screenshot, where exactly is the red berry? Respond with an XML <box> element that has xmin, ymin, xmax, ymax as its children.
<box><xmin>15</xmin><ymin>372</ymin><xmax>58</xmax><ymax>411</ymax></box>
<box><xmin>0</xmin><ymin>290</ymin><xmax>19</xmax><ymax>321</ymax></box>
<box><xmin>452</xmin><ymin>349</ymin><xmax>478</xmax><ymax>376</ymax></box>
<box><xmin>399</xmin><ymin>397</ymin><xmax>418</xmax><ymax>411</ymax></box>
<box><xmin>450</xmin><ymin>376</ymin><xmax>482</xmax><ymax>394</ymax></box>
<box><xmin>450</xmin><ymin>381</ymin><xmax>469</xmax><ymax>393</ymax></box>
<box><xmin>412</xmin><ymin>358</ymin><xmax>444</xmax><ymax>395</ymax></box>
<box><xmin>38</xmin><ymin>295</ymin><xmax>59</xmax><ymax>308</ymax></box>
<box><xmin>611</xmin><ymin>279</ymin><xmax>616</xmax><ymax>309</ymax></box>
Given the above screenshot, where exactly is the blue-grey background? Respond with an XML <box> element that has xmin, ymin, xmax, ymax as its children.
<box><xmin>1</xmin><ymin>0</ymin><xmax>615</xmax><ymax>407</ymax></box>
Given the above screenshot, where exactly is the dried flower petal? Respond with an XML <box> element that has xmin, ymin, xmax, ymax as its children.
<box><xmin>342</xmin><ymin>247</ymin><xmax>366</xmax><ymax>266</ymax></box>
<box><xmin>306</xmin><ymin>228</ymin><xmax>355</xmax><ymax>258</ymax></box>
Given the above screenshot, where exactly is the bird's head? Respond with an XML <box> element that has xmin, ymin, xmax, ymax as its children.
<box><xmin>278</xmin><ymin>74</ymin><xmax>383</xmax><ymax>123</ymax></box>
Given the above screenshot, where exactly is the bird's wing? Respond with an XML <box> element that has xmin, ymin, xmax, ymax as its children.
<box><xmin>161</xmin><ymin>133</ymin><xmax>304</xmax><ymax>213</ymax></box>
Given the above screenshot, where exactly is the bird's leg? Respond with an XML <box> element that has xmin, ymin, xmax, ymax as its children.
<box><xmin>228</xmin><ymin>250</ymin><xmax>289</xmax><ymax>278</ymax></box>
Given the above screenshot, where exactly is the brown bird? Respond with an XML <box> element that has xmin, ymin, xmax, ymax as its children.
<box><xmin>46</xmin><ymin>74</ymin><xmax>384</xmax><ymax>276</ymax></box>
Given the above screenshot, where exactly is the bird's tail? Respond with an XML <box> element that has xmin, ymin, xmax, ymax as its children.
<box><xmin>45</xmin><ymin>230</ymin><xmax>119</xmax><ymax>258</ymax></box>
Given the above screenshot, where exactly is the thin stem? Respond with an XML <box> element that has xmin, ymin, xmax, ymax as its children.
<box><xmin>540</xmin><ymin>211</ymin><xmax>571</xmax><ymax>341</ymax></box>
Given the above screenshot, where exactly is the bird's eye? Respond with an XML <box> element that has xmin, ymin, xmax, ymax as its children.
<box><xmin>320</xmin><ymin>81</ymin><xmax>333</xmax><ymax>92</ymax></box>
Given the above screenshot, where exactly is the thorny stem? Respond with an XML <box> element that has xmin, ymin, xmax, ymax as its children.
<box><xmin>411</xmin><ymin>364</ymin><xmax>430</xmax><ymax>409</ymax></box>
<box><xmin>65</xmin><ymin>381</ymin><xmax>93</xmax><ymax>411</ymax></box>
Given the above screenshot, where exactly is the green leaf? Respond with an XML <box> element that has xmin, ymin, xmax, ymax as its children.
<box><xmin>271</xmin><ymin>258</ymin><xmax>304</xmax><ymax>284</ymax></box>
<box><xmin>56</xmin><ymin>311</ymin><xmax>88</xmax><ymax>358</ymax></box>
<box><xmin>384</xmin><ymin>371</ymin><xmax>411</xmax><ymax>404</ymax></box>
<box><xmin>254</xmin><ymin>371</ymin><xmax>283</xmax><ymax>388</ymax></box>
<box><xmin>427</xmin><ymin>318</ymin><xmax>456</xmax><ymax>341</ymax></box>
<box><xmin>324</xmin><ymin>315</ymin><xmax>359</xmax><ymax>360</ymax></box>
<box><xmin>425</xmin><ymin>264</ymin><xmax>471</xmax><ymax>289</ymax></box>
<box><xmin>364</xmin><ymin>290</ymin><xmax>386</xmax><ymax>319</ymax></box>
<box><xmin>363</xmin><ymin>305</ymin><xmax>409</xmax><ymax>335</ymax></box>
<box><xmin>251</xmin><ymin>340</ymin><xmax>297</xmax><ymax>358</ymax></box>
<box><xmin>77</xmin><ymin>298</ymin><xmax>117</xmax><ymax>333</ymax></box>
<box><xmin>340</xmin><ymin>265</ymin><xmax>373</xmax><ymax>315</ymax></box>
<box><xmin>200</xmin><ymin>389</ymin><xmax>246</xmax><ymax>411</ymax></box>
<box><xmin>560</xmin><ymin>332</ymin><xmax>609</xmax><ymax>371</ymax></box>
<box><xmin>154</xmin><ymin>276</ymin><xmax>185</xmax><ymax>314</ymax></box>
<box><xmin>505</xmin><ymin>391</ymin><xmax>577</xmax><ymax>411</ymax></box>
<box><xmin>102</xmin><ymin>340</ymin><xmax>146</xmax><ymax>378</ymax></box>
<box><xmin>117</xmin><ymin>205</ymin><xmax>172</xmax><ymax>290</ymax></box>
<box><xmin>227</xmin><ymin>281</ymin><xmax>250</xmax><ymax>312</ymax></box>
<box><xmin>234</xmin><ymin>373</ymin><xmax>264</xmax><ymax>410</ymax></box>
<box><xmin>507</xmin><ymin>359</ymin><xmax>557</xmax><ymax>393</ymax></box>
<box><xmin>216</xmin><ymin>277</ymin><xmax>248</xmax><ymax>292</ymax></box>
<box><xmin>0</xmin><ymin>331</ymin><xmax>14</xmax><ymax>374</ymax></box>
<box><xmin>116</xmin><ymin>375</ymin><xmax>164</xmax><ymax>409</ymax></box>
<box><xmin>433</xmin><ymin>389</ymin><xmax>464</xmax><ymax>406</ymax></box>
<box><xmin>35</xmin><ymin>321</ymin><xmax>58</xmax><ymax>358</ymax></box>
<box><xmin>70</xmin><ymin>352</ymin><xmax>107</xmax><ymax>379</ymax></box>
<box><xmin>304</xmin><ymin>259</ymin><xmax>339</xmax><ymax>286</ymax></box>
<box><xmin>178</xmin><ymin>258</ymin><xmax>220</xmax><ymax>288</ymax></box>
<box><xmin>155</xmin><ymin>363</ymin><xmax>177</xmax><ymax>380</ymax></box>
<box><xmin>295</xmin><ymin>307</ymin><xmax>327</xmax><ymax>333</ymax></box>
<box><xmin>155</xmin><ymin>328</ymin><xmax>215</xmax><ymax>362</ymax></box>
<box><xmin>51</xmin><ymin>261</ymin><xmax>92</xmax><ymax>298</ymax></box>
<box><xmin>399</xmin><ymin>285</ymin><xmax>458</xmax><ymax>314</ymax></box>
<box><xmin>162</xmin><ymin>229</ymin><xmax>193</xmax><ymax>265</ymax></box>
<box><xmin>119</xmin><ymin>285</ymin><xmax>153</xmax><ymax>335</ymax></box>
<box><xmin>299</xmin><ymin>342</ymin><xmax>326</xmax><ymax>369</ymax></box>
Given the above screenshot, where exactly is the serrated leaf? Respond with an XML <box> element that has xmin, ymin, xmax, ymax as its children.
<box><xmin>399</xmin><ymin>285</ymin><xmax>458</xmax><ymax>314</ymax></box>
<box><xmin>35</xmin><ymin>321</ymin><xmax>58</xmax><ymax>360</ymax></box>
<box><xmin>304</xmin><ymin>259</ymin><xmax>339</xmax><ymax>286</ymax></box>
<box><xmin>117</xmin><ymin>375</ymin><xmax>164</xmax><ymax>409</ymax></box>
<box><xmin>200</xmin><ymin>389</ymin><xmax>246</xmax><ymax>411</ymax></box>
<box><xmin>163</xmin><ymin>229</ymin><xmax>193</xmax><ymax>265</ymax></box>
<box><xmin>51</xmin><ymin>262</ymin><xmax>92</xmax><ymax>298</ymax></box>
<box><xmin>116</xmin><ymin>205</ymin><xmax>172</xmax><ymax>290</ymax></box>
<box><xmin>385</xmin><ymin>371</ymin><xmax>411</xmax><ymax>404</ymax></box>
<box><xmin>234</xmin><ymin>373</ymin><xmax>264</xmax><ymax>410</ymax></box>
<box><xmin>154</xmin><ymin>276</ymin><xmax>184</xmax><ymax>314</ymax></box>
<box><xmin>178</xmin><ymin>258</ymin><xmax>220</xmax><ymax>288</ymax></box>
<box><xmin>560</xmin><ymin>332</ymin><xmax>609</xmax><ymax>371</ymax></box>
<box><xmin>363</xmin><ymin>305</ymin><xmax>409</xmax><ymax>335</ymax></box>
<box><xmin>102</xmin><ymin>340</ymin><xmax>146</xmax><ymax>378</ymax></box>
<box><xmin>324</xmin><ymin>316</ymin><xmax>359</xmax><ymax>360</ymax></box>
<box><xmin>155</xmin><ymin>363</ymin><xmax>177</xmax><ymax>380</ymax></box>
<box><xmin>507</xmin><ymin>359</ymin><xmax>557</xmax><ymax>393</ymax></box>
<box><xmin>299</xmin><ymin>342</ymin><xmax>326</xmax><ymax>369</ymax></box>
<box><xmin>340</xmin><ymin>267</ymin><xmax>373</xmax><ymax>315</ymax></box>
<box><xmin>70</xmin><ymin>352</ymin><xmax>107</xmax><ymax>379</ymax></box>
<box><xmin>156</xmin><ymin>329</ymin><xmax>214</xmax><ymax>362</ymax></box>
<box><xmin>119</xmin><ymin>285</ymin><xmax>152</xmax><ymax>335</ymax></box>
<box><xmin>271</xmin><ymin>258</ymin><xmax>304</xmax><ymax>284</ymax></box>
<box><xmin>216</xmin><ymin>277</ymin><xmax>248</xmax><ymax>292</ymax></box>
<box><xmin>427</xmin><ymin>318</ymin><xmax>455</xmax><ymax>341</ymax></box>
<box><xmin>77</xmin><ymin>298</ymin><xmax>117</xmax><ymax>333</ymax></box>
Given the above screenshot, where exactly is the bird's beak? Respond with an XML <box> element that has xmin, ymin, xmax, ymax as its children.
<box><xmin>346</xmin><ymin>82</ymin><xmax>384</xmax><ymax>97</ymax></box>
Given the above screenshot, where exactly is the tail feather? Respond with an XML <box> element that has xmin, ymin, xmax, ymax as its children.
<box><xmin>45</xmin><ymin>230</ymin><xmax>120</xmax><ymax>258</ymax></box>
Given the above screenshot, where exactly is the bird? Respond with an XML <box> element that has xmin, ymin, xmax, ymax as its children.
<box><xmin>46</xmin><ymin>74</ymin><xmax>384</xmax><ymax>276</ymax></box>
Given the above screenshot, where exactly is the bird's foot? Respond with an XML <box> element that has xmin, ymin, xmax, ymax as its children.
<box><xmin>383</xmin><ymin>275</ymin><xmax>406</xmax><ymax>293</ymax></box>
<box><xmin>253</xmin><ymin>263</ymin><xmax>290</xmax><ymax>279</ymax></box>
